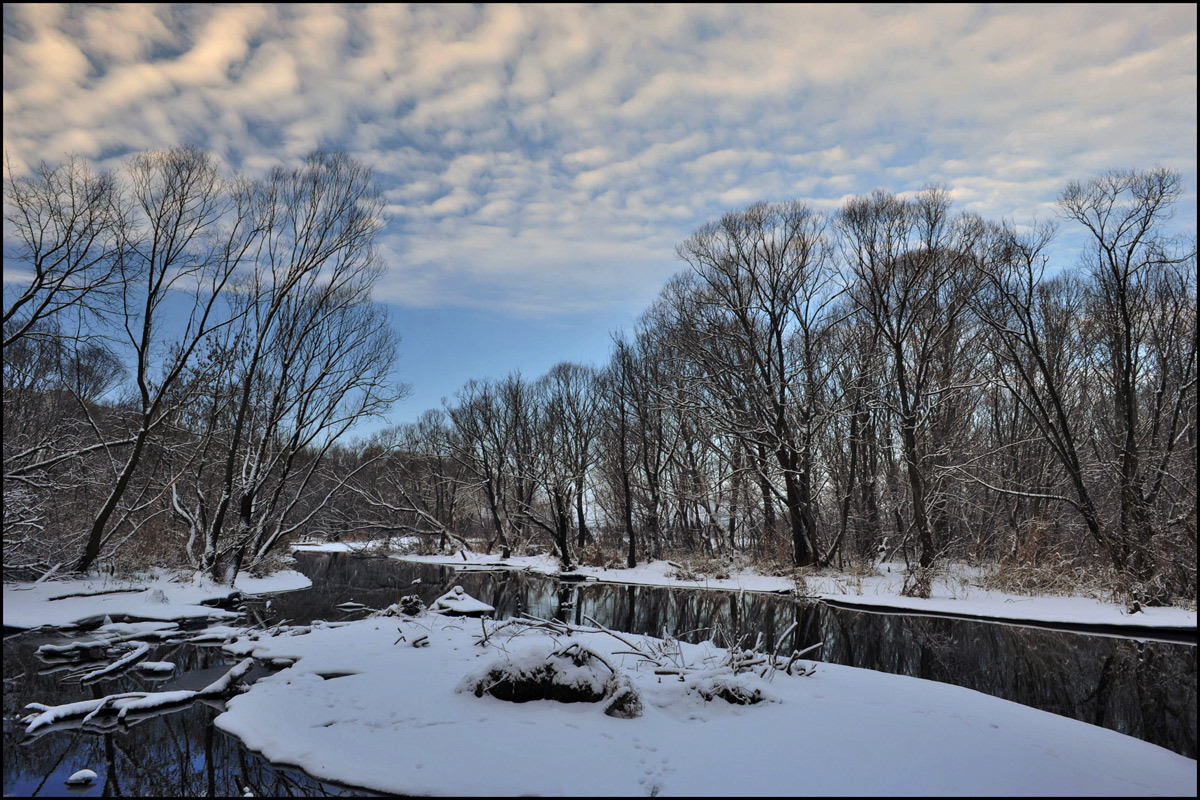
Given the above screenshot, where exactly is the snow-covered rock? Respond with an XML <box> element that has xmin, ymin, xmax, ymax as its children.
<box><xmin>65</xmin><ymin>769</ymin><xmax>97</xmax><ymax>786</ymax></box>
<box><xmin>430</xmin><ymin>585</ymin><xmax>494</xmax><ymax>616</ymax></box>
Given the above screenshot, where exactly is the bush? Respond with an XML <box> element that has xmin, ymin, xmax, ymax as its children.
<box><xmin>456</xmin><ymin>640</ymin><xmax>642</xmax><ymax>717</ymax></box>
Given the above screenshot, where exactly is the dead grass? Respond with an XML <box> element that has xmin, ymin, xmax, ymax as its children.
<box><xmin>976</xmin><ymin>555</ymin><xmax>1113</xmax><ymax>601</ymax></box>
<box><xmin>665</xmin><ymin>553</ymin><xmax>736</xmax><ymax>581</ymax></box>
<box><xmin>574</xmin><ymin>538</ymin><xmax>626</xmax><ymax>569</ymax></box>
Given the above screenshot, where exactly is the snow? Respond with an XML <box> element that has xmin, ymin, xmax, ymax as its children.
<box><xmin>214</xmin><ymin>613</ymin><xmax>1196</xmax><ymax>796</ymax></box>
<box><xmin>389</xmin><ymin>552</ymin><xmax>1197</xmax><ymax>632</ymax></box>
<box><xmin>134</xmin><ymin>661</ymin><xmax>176</xmax><ymax>674</ymax></box>
<box><xmin>290</xmin><ymin>542</ymin><xmax>363</xmax><ymax>553</ymax></box>
<box><xmin>430</xmin><ymin>585</ymin><xmax>495</xmax><ymax>616</ymax></box>
<box><xmin>94</xmin><ymin>620</ymin><xmax>181</xmax><ymax>638</ymax></box>
<box><xmin>290</xmin><ymin>536</ymin><xmax>419</xmax><ymax>554</ymax></box>
<box><xmin>8</xmin><ymin>550</ymin><xmax>1195</xmax><ymax>795</ymax></box>
<box><xmin>2</xmin><ymin>569</ymin><xmax>312</xmax><ymax>629</ymax></box>
<box><xmin>65</xmin><ymin>769</ymin><xmax>97</xmax><ymax>786</ymax></box>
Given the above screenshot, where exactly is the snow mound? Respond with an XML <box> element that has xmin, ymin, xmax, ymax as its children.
<box><xmin>430</xmin><ymin>585</ymin><xmax>494</xmax><ymax>616</ymax></box>
<box><xmin>65</xmin><ymin>769</ymin><xmax>97</xmax><ymax>786</ymax></box>
<box><xmin>457</xmin><ymin>639</ymin><xmax>640</xmax><ymax>717</ymax></box>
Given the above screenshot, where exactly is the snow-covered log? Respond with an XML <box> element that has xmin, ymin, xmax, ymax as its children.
<box><xmin>197</xmin><ymin>657</ymin><xmax>254</xmax><ymax>695</ymax></box>
<box><xmin>79</xmin><ymin>641</ymin><xmax>150</xmax><ymax>682</ymax></box>
<box><xmin>21</xmin><ymin>657</ymin><xmax>254</xmax><ymax>735</ymax></box>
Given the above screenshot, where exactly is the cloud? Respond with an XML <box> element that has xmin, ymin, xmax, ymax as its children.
<box><xmin>3</xmin><ymin>3</ymin><xmax>1195</xmax><ymax>318</ymax></box>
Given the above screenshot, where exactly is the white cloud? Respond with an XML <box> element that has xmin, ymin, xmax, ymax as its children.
<box><xmin>2</xmin><ymin>3</ymin><xmax>1194</xmax><ymax>318</ymax></box>
<box><xmin>562</xmin><ymin>146</ymin><xmax>616</xmax><ymax>169</ymax></box>
<box><xmin>171</xmin><ymin>4</ymin><xmax>269</xmax><ymax>87</ymax></box>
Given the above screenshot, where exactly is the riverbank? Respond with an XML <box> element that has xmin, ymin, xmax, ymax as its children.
<box><xmin>291</xmin><ymin>542</ymin><xmax>1198</xmax><ymax>634</ymax></box>
<box><xmin>2</xmin><ymin>569</ymin><xmax>312</xmax><ymax>630</ymax></box>
<box><xmin>213</xmin><ymin>606</ymin><xmax>1197</xmax><ymax>796</ymax></box>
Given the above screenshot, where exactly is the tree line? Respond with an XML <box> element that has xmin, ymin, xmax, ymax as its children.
<box><xmin>4</xmin><ymin>151</ymin><xmax>1195</xmax><ymax>603</ymax></box>
<box><xmin>3</xmin><ymin>147</ymin><xmax>403</xmax><ymax>583</ymax></box>
<box><xmin>342</xmin><ymin>170</ymin><xmax>1195</xmax><ymax>603</ymax></box>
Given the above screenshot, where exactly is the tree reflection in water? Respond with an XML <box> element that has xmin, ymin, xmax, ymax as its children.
<box><xmin>3</xmin><ymin>632</ymin><xmax>382</xmax><ymax>797</ymax></box>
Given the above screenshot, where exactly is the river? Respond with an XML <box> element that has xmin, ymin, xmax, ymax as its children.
<box><xmin>3</xmin><ymin>551</ymin><xmax>1194</xmax><ymax>796</ymax></box>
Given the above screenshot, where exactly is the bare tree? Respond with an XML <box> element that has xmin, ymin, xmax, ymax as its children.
<box><xmin>74</xmin><ymin>146</ymin><xmax>257</xmax><ymax>574</ymax></box>
<box><xmin>979</xmin><ymin>170</ymin><xmax>1197</xmax><ymax>599</ymax></box>
<box><xmin>192</xmin><ymin>152</ymin><xmax>401</xmax><ymax>582</ymax></box>
<box><xmin>226</xmin><ymin>289</ymin><xmax>401</xmax><ymax>580</ymax></box>
<box><xmin>3</xmin><ymin>154</ymin><xmax>126</xmax><ymax>349</ymax></box>
<box><xmin>821</xmin><ymin>309</ymin><xmax>886</xmax><ymax>565</ymax></box>
<box><xmin>2</xmin><ymin>321</ymin><xmax>125</xmax><ymax>573</ymax></box>
<box><xmin>673</xmin><ymin>200</ymin><xmax>840</xmax><ymax>567</ymax></box>
<box><xmin>838</xmin><ymin>187</ymin><xmax>987</xmax><ymax>594</ymax></box>
<box><xmin>3</xmin><ymin>154</ymin><xmax>132</xmax><ymax>574</ymax></box>
<box><xmin>600</xmin><ymin>335</ymin><xmax>641</xmax><ymax>567</ymax></box>
<box><xmin>448</xmin><ymin>378</ymin><xmax>515</xmax><ymax>557</ymax></box>
<box><xmin>1060</xmin><ymin>168</ymin><xmax>1197</xmax><ymax>597</ymax></box>
<box><xmin>542</xmin><ymin>362</ymin><xmax>601</xmax><ymax>547</ymax></box>
<box><xmin>524</xmin><ymin>374</ymin><xmax>578</xmax><ymax>570</ymax></box>
<box><xmin>501</xmin><ymin>373</ymin><xmax>544</xmax><ymax>552</ymax></box>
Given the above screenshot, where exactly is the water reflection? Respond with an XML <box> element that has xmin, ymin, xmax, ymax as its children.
<box><xmin>3</xmin><ymin>631</ymin><xmax>382</xmax><ymax>797</ymax></box>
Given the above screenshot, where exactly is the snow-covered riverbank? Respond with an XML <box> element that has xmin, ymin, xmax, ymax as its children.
<box><xmin>212</xmin><ymin>607</ymin><xmax>1196</xmax><ymax>796</ymax></box>
<box><xmin>2</xmin><ymin>569</ymin><xmax>312</xmax><ymax>629</ymax></box>
<box><xmin>291</xmin><ymin>542</ymin><xmax>1198</xmax><ymax>633</ymax></box>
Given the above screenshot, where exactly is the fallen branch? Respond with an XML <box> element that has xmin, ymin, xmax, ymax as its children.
<box><xmin>580</xmin><ymin>614</ymin><xmax>664</xmax><ymax>667</ymax></box>
<box><xmin>21</xmin><ymin>658</ymin><xmax>254</xmax><ymax>735</ymax></box>
<box><xmin>46</xmin><ymin>587</ymin><xmax>142</xmax><ymax>602</ymax></box>
<box><xmin>80</xmin><ymin>641</ymin><xmax>150</xmax><ymax>683</ymax></box>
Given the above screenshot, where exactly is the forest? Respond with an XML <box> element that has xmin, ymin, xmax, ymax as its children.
<box><xmin>4</xmin><ymin>148</ymin><xmax>1196</xmax><ymax>605</ymax></box>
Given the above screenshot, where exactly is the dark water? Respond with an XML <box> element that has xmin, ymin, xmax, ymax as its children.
<box><xmin>4</xmin><ymin>552</ymin><xmax>1195</xmax><ymax>797</ymax></box>
<box><xmin>1</xmin><ymin>628</ymin><xmax>381</xmax><ymax>797</ymax></box>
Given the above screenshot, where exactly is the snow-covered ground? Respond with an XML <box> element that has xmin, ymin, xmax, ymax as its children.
<box><xmin>2</xmin><ymin>569</ymin><xmax>312</xmax><ymax>629</ymax></box>
<box><xmin>293</xmin><ymin>544</ymin><xmax>1196</xmax><ymax>633</ymax></box>
<box><xmin>214</xmin><ymin>609</ymin><xmax>1196</xmax><ymax>796</ymax></box>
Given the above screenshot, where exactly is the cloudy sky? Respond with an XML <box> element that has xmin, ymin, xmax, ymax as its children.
<box><xmin>4</xmin><ymin>3</ymin><xmax>1196</xmax><ymax>426</ymax></box>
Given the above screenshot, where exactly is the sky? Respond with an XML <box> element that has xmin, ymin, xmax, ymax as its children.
<box><xmin>3</xmin><ymin>3</ymin><xmax>1197</xmax><ymax>430</ymax></box>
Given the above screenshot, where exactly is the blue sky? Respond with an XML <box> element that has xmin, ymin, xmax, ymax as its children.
<box><xmin>3</xmin><ymin>3</ymin><xmax>1196</xmax><ymax>430</ymax></box>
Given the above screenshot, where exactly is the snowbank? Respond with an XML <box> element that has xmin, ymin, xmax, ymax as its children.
<box><xmin>2</xmin><ymin>569</ymin><xmax>312</xmax><ymax>630</ymax></box>
<box><xmin>388</xmin><ymin>552</ymin><xmax>1197</xmax><ymax>632</ymax></box>
<box><xmin>215</xmin><ymin>613</ymin><xmax>1196</xmax><ymax>796</ymax></box>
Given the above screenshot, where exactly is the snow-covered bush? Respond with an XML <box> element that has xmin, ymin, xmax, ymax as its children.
<box><xmin>373</xmin><ymin>593</ymin><xmax>428</xmax><ymax>618</ymax></box>
<box><xmin>685</xmin><ymin>674</ymin><xmax>773</xmax><ymax>705</ymax></box>
<box><xmin>457</xmin><ymin>639</ymin><xmax>642</xmax><ymax>717</ymax></box>
<box><xmin>666</xmin><ymin>554</ymin><xmax>735</xmax><ymax>581</ymax></box>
